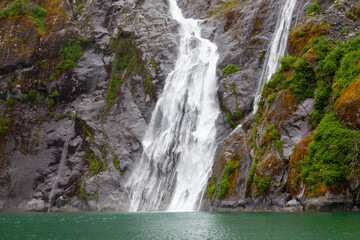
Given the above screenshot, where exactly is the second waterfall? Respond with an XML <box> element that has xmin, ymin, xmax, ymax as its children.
<box><xmin>126</xmin><ymin>0</ymin><xmax>220</xmax><ymax>211</ymax></box>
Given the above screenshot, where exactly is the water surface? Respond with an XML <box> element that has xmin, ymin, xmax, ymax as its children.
<box><xmin>1</xmin><ymin>212</ymin><xmax>360</xmax><ymax>239</ymax></box>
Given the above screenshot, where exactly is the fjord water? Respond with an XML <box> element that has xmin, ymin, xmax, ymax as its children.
<box><xmin>126</xmin><ymin>0</ymin><xmax>220</xmax><ymax>211</ymax></box>
<box><xmin>1</xmin><ymin>212</ymin><xmax>360</xmax><ymax>240</ymax></box>
<box><xmin>253</xmin><ymin>0</ymin><xmax>297</xmax><ymax>112</ymax></box>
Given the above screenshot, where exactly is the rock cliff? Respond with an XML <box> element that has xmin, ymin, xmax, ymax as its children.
<box><xmin>0</xmin><ymin>0</ymin><xmax>359</xmax><ymax>212</ymax></box>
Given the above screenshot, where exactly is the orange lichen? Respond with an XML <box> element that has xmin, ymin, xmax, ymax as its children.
<box><xmin>334</xmin><ymin>75</ymin><xmax>360</xmax><ymax>129</ymax></box>
<box><xmin>268</xmin><ymin>88</ymin><xmax>298</xmax><ymax>128</ymax></box>
<box><xmin>286</xmin><ymin>133</ymin><xmax>313</xmax><ymax>196</ymax></box>
<box><xmin>288</xmin><ymin>18</ymin><xmax>328</xmax><ymax>57</ymax></box>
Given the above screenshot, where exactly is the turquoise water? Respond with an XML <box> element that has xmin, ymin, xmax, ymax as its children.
<box><xmin>1</xmin><ymin>212</ymin><xmax>360</xmax><ymax>239</ymax></box>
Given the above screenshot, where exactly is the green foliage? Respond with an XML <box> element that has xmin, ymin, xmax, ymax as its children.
<box><xmin>248</xmin><ymin>161</ymin><xmax>258</xmax><ymax>185</ymax></box>
<box><xmin>223</xmin><ymin>64</ymin><xmax>241</xmax><ymax>78</ymax></box>
<box><xmin>334</xmin><ymin>48</ymin><xmax>360</xmax><ymax>91</ymax></box>
<box><xmin>313</xmin><ymin>80</ymin><xmax>331</xmax><ymax>110</ymax></box>
<box><xmin>312</xmin><ymin>37</ymin><xmax>332</xmax><ymax>61</ymax></box>
<box><xmin>85</xmin><ymin>152</ymin><xmax>101</xmax><ymax>177</ymax></box>
<box><xmin>31</xmin><ymin>4</ymin><xmax>47</xmax><ymax>33</ymax></box>
<box><xmin>106</xmin><ymin>32</ymin><xmax>152</xmax><ymax>105</ymax></box>
<box><xmin>300</xmin><ymin>113</ymin><xmax>360</xmax><ymax>188</ymax></box>
<box><xmin>55</xmin><ymin>113</ymin><xmax>72</xmax><ymax>121</ymax></box>
<box><xmin>279</xmin><ymin>56</ymin><xmax>297</xmax><ymax>71</ymax></box>
<box><xmin>23</xmin><ymin>89</ymin><xmax>38</xmax><ymax>102</ymax></box>
<box><xmin>290</xmin><ymin>59</ymin><xmax>317</xmax><ymax>99</ymax></box>
<box><xmin>0</xmin><ymin>0</ymin><xmax>29</xmax><ymax>17</ymax></box>
<box><xmin>226</xmin><ymin>109</ymin><xmax>242</xmax><ymax>129</ymax></box>
<box><xmin>75</xmin><ymin>4</ymin><xmax>84</xmax><ymax>13</ymax></box>
<box><xmin>207</xmin><ymin>175</ymin><xmax>216</xmax><ymax>199</ymax></box>
<box><xmin>267</xmin><ymin>92</ymin><xmax>277</xmax><ymax>106</ymax></box>
<box><xmin>113</xmin><ymin>155</ymin><xmax>120</xmax><ymax>170</ymax></box>
<box><xmin>307</xmin><ymin>1</ymin><xmax>322</xmax><ymax>16</ymax></box>
<box><xmin>46</xmin><ymin>90</ymin><xmax>59</xmax><ymax>116</ymax></box>
<box><xmin>298</xmin><ymin>31</ymin><xmax>306</xmax><ymax>37</ymax></box>
<box><xmin>7</xmin><ymin>98</ymin><xmax>16</xmax><ymax>106</ymax></box>
<box><xmin>262</xmin><ymin>73</ymin><xmax>285</xmax><ymax>96</ymax></box>
<box><xmin>223</xmin><ymin>0</ymin><xmax>238</xmax><ymax>7</ymax></box>
<box><xmin>217</xmin><ymin>160</ymin><xmax>239</xmax><ymax>199</ymax></box>
<box><xmin>254</xmin><ymin>174</ymin><xmax>271</xmax><ymax>192</ymax></box>
<box><xmin>268</xmin><ymin>124</ymin><xmax>279</xmax><ymax>140</ymax></box>
<box><xmin>319</xmin><ymin>48</ymin><xmax>342</xmax><ymax>75</ymax></box>
<box><xmin>346</xmin><ymin>11</ymin><xmax>358</xmax><ymax>20</ymax></box>
<box><xmin>0</xmin><ymin>116</ymin><xmax>11</xmax><ymax>137</ymax></box>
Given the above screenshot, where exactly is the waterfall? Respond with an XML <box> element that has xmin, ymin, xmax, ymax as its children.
<box><xmin>126</xmin><ymin>0</ymin><xmax>220</xmax><ymax>211</ymax></box>
<box><xmin>253</xmin><ymin>0</ymin><xmax>297</xmax><ymax>113</ymax></box>
<box><xmin>48</xmin><ymin>112</ymin><xmax>75</xmax><ymax>209</ymax></box>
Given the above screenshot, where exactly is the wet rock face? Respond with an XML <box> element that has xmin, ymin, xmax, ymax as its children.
<box><xmin>0</xmin><ymin>0</ymin><xmax>178</xmax><ymax>211</ymax></box>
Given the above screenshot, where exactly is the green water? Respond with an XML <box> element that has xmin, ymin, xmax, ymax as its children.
<box><xmin>1</xmin><ymin>212</ymin><xmax>360</xmax><ymax>240</ymax></box>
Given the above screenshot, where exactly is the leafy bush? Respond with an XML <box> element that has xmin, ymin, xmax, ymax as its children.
<box><xmin>313</xmin><ymin>80</ymin><xmax>331</xmax><ymax>110</ymax></box>
<box><xmin>279</xmin><ymin>56</ymin><xmax>297</xmax><ymax>71</ymax></box>
<box><xmin>217</xmin><ymin>160</ymin><xmax>239</xmax><ymax>199</ymax></box>
<box><xmin>0</xmin><ymin>0</ymin><xmax>29</xmax><ymax>17</ymax></box>
<box><xmin>307</xmin><ymin>1</ymin><xmax>322</xmax><ymax>16</ymax></box>
<box><xmin>223</xmin><ymin>64</ymin><xmax>241</xmax><ymax>78</ymax></box>
<box><xmin>267</xmin><ymin>92</ymin><xmax>277</xmax><ymax>106</ymax></box>
<box><xmin>300</xmin><ymin>113</ymin><xmax>360</xmax><ymax>188</ymax></box>
<box><xmin>290</xmin><ymin>59</ymin><xmax>317</xmax><ymax>99</ymax></box>
<box><xmin>23</xmin><ymin>89</ymin><xmax>38</xmax><ymax>102</ymax></box>
<box><xmin>319</xmin><ymin>48</ymin><xmax>342</xmax><ymax>75</ymax></box>
<box><xmin>262</xmin><ymin>73</ymin><xmax>285</xmax><ymax>96</ymax></box>
<box><xmin>334</xmin><ymin>49</ymin><xmax>360</xmax><ymax>90</ymax></box>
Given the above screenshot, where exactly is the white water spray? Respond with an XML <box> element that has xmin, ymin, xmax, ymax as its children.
<box><xmin>126</xmin><ymin>0</ymin><xmax>220</xmax><ymax>211</ymax></box>
<box><xmin>253</xmin><ymin>0</ymin><xmax>297</xmax><ymax>113</ymax></box>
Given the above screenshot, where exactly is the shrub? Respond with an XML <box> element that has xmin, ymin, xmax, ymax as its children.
<box><xmin>298</xmin><ymin>31</ymin><xmax>306</xmax><ymax>37</ymax></box>
<box><xmin>290</xmin><ymin>59</ymin><xmax>317</xmax><ymax>99</ymax></box>
<box><xmin>313</xmin><ymin>80</ymin><xmax>331</xmax><ymax>110</ymax></box>
<box><xmin>223</xmin><ymin>64</ymin><xmax>241</xmax><ymax>78</ymax></box>
<box><xmin>0</xmin><ymin>0</ymin><xmax>29</xmax><ymax>17</ymax></box>
<box><xmin>7</xmin><ymin>98</ymin><xmax>16</xmax><ymax>106</ymax></box>
<box><xmin>262</xmin><ymin>73</ymin><xmax>285</xmax><ymax>96</ymax></box>
<box><xmin>217</xmin><ymin>160</ymin><xmax>239</xmax><ymax>199</ymax></box>
<box><xmin>300</xmin><ymin>113</ymin><xmax>360</xmax><ymax>188</ymax></box>
<box><xmin>307</xmin><ymin>1</ymin><xmax>322</xmax><ymax>16</ymax></box>
<box><xmin>279</xmin><ymin>56</ymin><xmax>297</xmax><ymax>71</ymax></box>
<box><xmin>334</xmin><ymin>49</ymin><xmax>360</xmax><ymax>90</ymax></box>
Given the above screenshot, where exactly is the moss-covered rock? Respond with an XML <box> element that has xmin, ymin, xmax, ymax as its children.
<box><xmin>334</xmin><ymin>76</ymin><xmax>360</xmax><ymax>129</ymax></box>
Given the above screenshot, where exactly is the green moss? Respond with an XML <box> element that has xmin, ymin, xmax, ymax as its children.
<box><xmin>223</xmin><ymin>64</ymin><xmax>241</xmax><ymax>78</ymax></box>
<box><xmin>106</xmin><ymin>31</ymin><xmax>152</xmax><ymax>105</ymax></box>
<box><xmin>113</xmin><ymin>155</ymin><xmax>120</xmax><ymax>170</ymax></box>
<box><xmin>267</xmin><ymin>92</ymin><xmax>277</xmax><ymax>106</ymax></box>
<box><xmin>300</xmin><ymin>113</ymin><xmax>360</xmax><ymax>188</ymax></box>
<box><xmin>217</xmin><ymin>160</ymin><xmax>239</xmax><ymax>199</ymax></box>
<box><xmin>345</xmin><ymin>11</ymin><xmax>358</xmax><ymax>20</ymax></box>
<box><xmin>75</xmin><ymin>4</ymin><xmax>84</xmax><ymax>13</ymax></box>
<box><xmin>262</xmin><ymin>73</ymin><xmax>285</xmax><ymax>97</ymax></box>
<box><xmin>31</xmin><ymin>4</ymin><xmax>47</xmax><ymax>33</ymax></box>
<box><xmin>7</xmin><ymin>98</ymin><xmax>17</xmax><ymax>106</ymax></box>
<box><xmin>46</xmin><ymin>90</ymin><xmax>59</xmax><ymax>116</ymax></box>
<box><xmin>254</xmin><ymin>174</ymin><xmax>271</xmax><ymax>192</ymax></box>
<box><xmin>0</xmin><ymin>116</ymin><xmax>11</xmax><ymax>137</ymax></box>
<box><xmin>23</xmin><ymin>89</ymin><xmax>38</xmax><ymax>102</ymax></box>
<box><xmin>55</xmin><ymin>113</ymin><xmax>72</xmax><ymax>121</ymax></box>
<box><xmin>0</xmin><ymin>0</ymin><xmax>29</xmax><ymax>17</ymax></box>
<box><xmin>207</xmin><ymin>175</ymin><xmax>216</xmax><ymax>199</ymax></box>
<box><xmin>307</xmin><ymin>1</ymin><xmax>322</xmax><ymax>16</ymax></box>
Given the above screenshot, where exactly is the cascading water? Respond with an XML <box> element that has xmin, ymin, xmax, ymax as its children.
<box><xmin>126</xmin><ymin>0</ymin><xmax>220</xmax><ymax>211</ymax></box>
<box><xmin>253</xmin><ymin>0</ymin><xmax>297</xmax><ymax>113</ymax></box>
<box><xmin>48</xmin><ymin>112</ymin><xmax>75</xmax><ymax>209</ymax></box>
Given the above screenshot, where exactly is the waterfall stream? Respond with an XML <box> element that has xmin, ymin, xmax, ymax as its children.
<box><xmin>253</xmin><ymin>0</ymin><xmax>297</xmax><ymax>113</ymax></box>
<box><xmin>126</xmin><ymin>0</ymin><xmax>220</xmax><ymax>211</ymax></box>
